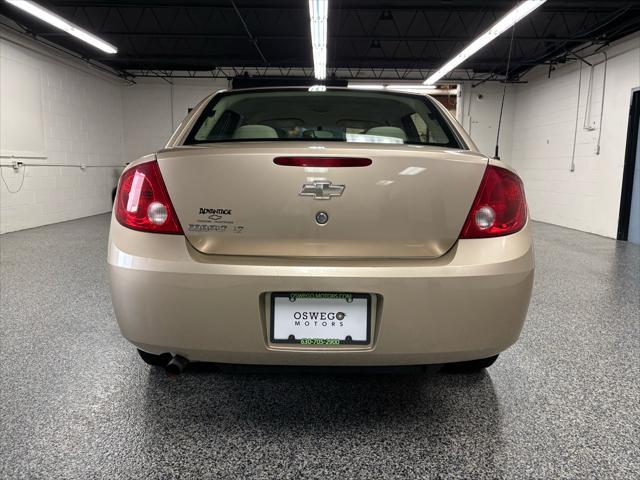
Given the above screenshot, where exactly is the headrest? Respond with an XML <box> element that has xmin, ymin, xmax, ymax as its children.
<box><xmin>302</xmin><ymin>130</ymin><xmax>334</xmax><ymax>139</ymax></box>
<box><xmin>232</xmin><ymin>124</ymin><xmax>278</xmax><ymax>139</ymax></box>
<box><xmin>364</xmin><ymin>126</ymin><xmax>407</xmax><ymax>141</ymax></box>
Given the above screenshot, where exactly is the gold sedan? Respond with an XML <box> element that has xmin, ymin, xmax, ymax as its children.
<box><xmin>108</xmin><ymin>87</ymin><xmax>533</xmax><ymax>373</ymax></box>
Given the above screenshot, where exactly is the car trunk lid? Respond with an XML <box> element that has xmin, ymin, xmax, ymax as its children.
<box><xmin>157</xmin><ymin>142</ymin><xmax>488</xmax><ymax>258</ymax></box>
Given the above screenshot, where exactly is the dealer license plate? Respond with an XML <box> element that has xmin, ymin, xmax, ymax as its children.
<box><xmin>270</xmin><ymin>292</ymin><xmax>371</xmax><ymax>345</ymax></box>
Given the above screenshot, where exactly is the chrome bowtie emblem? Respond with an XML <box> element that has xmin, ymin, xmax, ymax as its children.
<box><xmin>299</xmin><ymin>181</ymin><xmax>345</xmax><ymax>200</ymax></box>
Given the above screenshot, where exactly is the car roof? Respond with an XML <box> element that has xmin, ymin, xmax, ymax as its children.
<box><xmin>225</xmin><ymin>86</ymin><xmax>430</xmax><ymax>99</ymax></box>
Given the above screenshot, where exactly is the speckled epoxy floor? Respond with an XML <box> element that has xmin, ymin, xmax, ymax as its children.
<box><xmin>1</xmin><ymin>214</ymin><xmax>639</xmax><ymax>479</ymax></box>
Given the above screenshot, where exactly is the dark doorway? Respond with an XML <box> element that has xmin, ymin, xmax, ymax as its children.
<box><xmin>617</xmin><ymin>88</ymin><xmax>640</xmax><ymax>243</ymax></box>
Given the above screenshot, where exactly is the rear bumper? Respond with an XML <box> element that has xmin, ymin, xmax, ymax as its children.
<box><xmin>108</xmin><ymin>217</ymin><xmax>534</xmax><ymax>366</ymax></box>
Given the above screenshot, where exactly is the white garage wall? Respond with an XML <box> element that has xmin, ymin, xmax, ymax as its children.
<box><xmin>457</xmin><ymin>82</ymin><xmax>516</xmax><ymax>160</ymax></box>
<box><xmin>511</xmin><ymin>34</ymin><xmax>640</xmax><ymax>238</ymax></box>
<box><xmin>122</xmin><ymin>78</ymin><xmax>228</xmax><ymax>162</ymax></box>
<box><xmin>460</xmin><ymin>33</ymin><xmax>640</xmax><ymax>238</ymax></box>
<box><xmin>0</xmin><ymin>30</ymin><xmax>227</xmax><ymax>234</ymax></box>
<box><xmin>0</xmin><ymin>30</ymin><xmax>124</xmax><ymax>234</ymax></box>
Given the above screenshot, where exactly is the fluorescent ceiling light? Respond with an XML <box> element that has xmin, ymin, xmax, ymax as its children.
<box><xmin>347</xmin><ymin>83</ymin><xmax>458</xmax><ymax>95</ymax></box>
<box><xmin>386</xmin><ymin>84</ymin><xmax>458</xmax><ymax>95</ymax></box>
<box><xmin>347</xmin><ymin>83</ymin><xmax>385</xmax><ymax>90</ymax></box>
<box><xmin>308</xmin><ymin>0</ymin><xmax>328</xmax><ymax>80</ymax></box>
<box><xmin>6</xmin><ymin>0</ymin><xmax>117</xmax><ymax>54</ymax></box>
<box><xmin>424</xmin><ymin>0</ymin><xmax>546</xmax><ymax>85</ymax></box>
<box><xmin>386</xmin><ymin>84</ymin><xmax>439</xmax><ymax>90</ymax></box>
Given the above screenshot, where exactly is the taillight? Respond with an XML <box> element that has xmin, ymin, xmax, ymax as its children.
<box><xmin>459</xmin><ymin>165</ymin><xmax>527</xmax><ymax>239</ymax></box>
<box><xmin>115</xmin><ymin>160</ymin><xmax>183</xmax><ymax>234</ymax></box>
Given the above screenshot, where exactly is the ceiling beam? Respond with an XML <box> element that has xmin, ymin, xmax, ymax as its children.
<box><xmin>34</xmin><ymin>31</ymin><xmax>604</xmax><ymax>43</ymax></box>
<box><xmin>46</xmin><ymin>1</ymin><xmax>639</xmax><ymax>13</ymax></box>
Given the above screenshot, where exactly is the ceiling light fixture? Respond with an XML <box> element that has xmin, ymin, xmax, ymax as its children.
<box><xmin>308</xmin><ymin>0</ymin><xmax>328</xmax><ymax>80</ymax></box>
<box><xmin>347</xmin><ymin>83</ymin><xmax>458</xmax><ymax>95</ymax></box>
<box><xmin>347</xmin><ymin>83</ymin><xmax>385</xmax><ymax>90</ymax></box>
<box><xmin>6</xmin><ymin>0</ymin><xmax>118</xmax><ymax>54</ymax></box>
<box><xmin>423</xmin><ymin>0</ymin><xmax>546</xmax><ymax>85</ymax></box>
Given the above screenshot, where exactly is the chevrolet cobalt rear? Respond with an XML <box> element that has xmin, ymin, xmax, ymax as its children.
<box><xmin>108</xmin><ymin>87</ymin><xmax>533</xmax><ymax>372</ymax></box>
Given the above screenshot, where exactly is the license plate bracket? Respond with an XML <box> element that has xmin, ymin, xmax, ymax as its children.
<box><xmin>270</xmin><ymin>292</ymin><xmax>371</xmax><ymax>345</ymax></box>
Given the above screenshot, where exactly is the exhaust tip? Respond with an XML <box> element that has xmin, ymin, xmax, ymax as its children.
<box><xmin>166</xmin><ymin>354</ymin><xmax>189</xmax><ymax>375</ymax></box>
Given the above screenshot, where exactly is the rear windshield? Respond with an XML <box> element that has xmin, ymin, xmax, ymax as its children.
<box><xmin>183</xmin><ymin>89</ymin><xmax>463</xmax><ymax>148</ymax></box>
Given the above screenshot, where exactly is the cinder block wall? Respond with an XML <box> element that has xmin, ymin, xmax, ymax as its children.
<box><xmin>121</xmin><ymin>78</ymin><xmax>228</xmax><ymax>162</ymax></box>
<box><xmin>0</xmin><ymin>32</ymin><xmax>124</xmax><ymax>233</ymax></box>
<box><xmin>510</xmin><ymin>34</ymin><xmax>640</xmax><ymax>238</ymax></box>
<box><xmin>459</xmin><ymin>33</ymin><xmax>640</xmax><ymax>238</ymax></box>
<box><xmin>0</xmin><ymin>29</ymin><xmax>227</xmax><ymax>234</ymax></box>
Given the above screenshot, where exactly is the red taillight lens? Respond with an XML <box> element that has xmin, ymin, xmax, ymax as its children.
<box><xmin>459</xmin><ymin>165</ymin><xmax>528</xmax><ymax>239</ymax></box>
<box><xmin>115</xmin><ymin>160</ymin><xmax>183</xmax><ymax>234</ymax></box>
<box><xmin>273</xmin><ymin>157</ymin><xmax>372</xmax><ymax>167</ymax></box>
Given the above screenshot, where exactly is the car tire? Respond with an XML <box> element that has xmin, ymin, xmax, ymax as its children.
<box><xmin>444</xmin><ymin>354</ymin><xmax>499</xmax><ymax>373</ymax></box>
<box><xmin>137</xmin><ymin>349</ymin><xmax>172</xmax><ymax>367</ymax></box>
